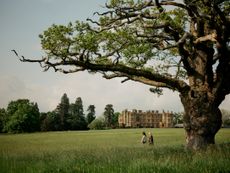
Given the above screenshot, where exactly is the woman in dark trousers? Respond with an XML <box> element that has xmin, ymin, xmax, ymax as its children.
<box><xmin>148</xmin><ymin>132</ymin><xmax>154</xmax><ymax>145</ymax></box>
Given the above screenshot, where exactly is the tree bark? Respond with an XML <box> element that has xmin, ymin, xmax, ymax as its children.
<box><xmin>180</xmin><ymin>90</ymin><xmax>222</xmax><ymax>150</ymax></box>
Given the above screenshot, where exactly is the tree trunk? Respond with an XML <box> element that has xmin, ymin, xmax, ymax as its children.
<box><xmin>180</xmin><ymin>90</ymin><xmax>222</xmax><ymax>150</ymax></box>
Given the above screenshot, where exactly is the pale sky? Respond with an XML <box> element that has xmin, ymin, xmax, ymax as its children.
<box><xmin>0</xmin><ymin>0</ymin><xmax>229</xmax><ymax>116</ymax></box>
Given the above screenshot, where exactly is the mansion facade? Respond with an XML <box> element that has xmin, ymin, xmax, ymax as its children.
<box><xmin>119</xmin><ymin>109</ymin><xmax>173</xmax><ymax>128</ymax></box>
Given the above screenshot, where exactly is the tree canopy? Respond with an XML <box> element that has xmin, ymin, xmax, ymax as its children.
<box><xmin>104</xmin><ymin>104</ymin><xmax>115</xmax><ymax>128</ymax></box>
<box><xmin>17</xmin><ymin>0</ymin><xmax>230</xmax><ymax>97</ymax></box>
<box><xmin>15</xmin><ymin>0</ymin><xmax>230</xmax><ymax>149</ymax></box>
<box><xmin>86</xmin><ymin>105</ymin><xmax>96</xmax><ymax>124</ymax></box>
<box><xmin>4</xmin><ymin>99</ymin><xmax>40</xmax><ymax>133</ymax></box>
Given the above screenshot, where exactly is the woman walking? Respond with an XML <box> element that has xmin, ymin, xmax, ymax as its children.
<box><xmin>141</xmin><ymin>131</ymin><xmax>147</xmax><ymax>144</ymax></box>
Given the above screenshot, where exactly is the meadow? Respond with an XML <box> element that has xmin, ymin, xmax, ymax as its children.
<box><xmin>0</xmin><ymin>128</ymin><xmax>230</xmax><ymax>173</ymax></box>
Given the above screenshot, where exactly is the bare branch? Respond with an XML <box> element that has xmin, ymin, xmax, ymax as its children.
<box><xmin>11</xmin><ymin>50</ymin><xmax>45</xmax><ymax>68</ymax></box>
<box><xmin>86</xmin><ymin>18</ymin><xmax>100</xmax><ymax>26</ymax></box>
<box><xmin>11</xmin><ymin>49</ymin><xmax>18</xmax><ymax>56</ymax></box>
<box><xmin>93</xmin><ymin>11</ymin><xmax>113</xmax><ymax>17</ymax></box>
<box><xmin>160</xmin><ymin>32</ymin><xmax>191</xmax><ymax>50</ymax></box>
<box><xmin>20</xmin><ymin>55</ymin><xmax>45</xmax><ymax>63</ymax></box>
<box><xmin>121</xmin><ymin>78</ymin><xmax>130</xmax><ymax>83</ymax></box>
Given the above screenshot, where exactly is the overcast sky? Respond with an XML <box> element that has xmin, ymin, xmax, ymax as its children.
<box><xmin>0</xmin><ymin>0</ymin><xmax>229</xmax><ymax>116</ymax></box>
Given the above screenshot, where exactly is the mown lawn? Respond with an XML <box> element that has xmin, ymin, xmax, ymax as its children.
<box><xmin>0</xmin><ymin>128</ymin><xmax>229</xmax><ymax>173</ymax></box>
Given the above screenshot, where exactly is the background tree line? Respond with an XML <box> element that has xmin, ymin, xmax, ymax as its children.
<box><xmin>0</xmin><ymin>93</ymin><xmax>119</xmax><ymax>133</ymax></box>
<box><xmin>1</xmin><ymin>94</ymin><xmax>229</xmax><ymax>133</ymax></box>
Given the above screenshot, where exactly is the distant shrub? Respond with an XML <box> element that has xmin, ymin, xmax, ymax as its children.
<box><xmin>88</xmin><ymin>116</ymin><xmax>105</xmax><ymax>130</ymax></box>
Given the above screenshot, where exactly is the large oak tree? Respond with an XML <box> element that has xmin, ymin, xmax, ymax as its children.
<box><xmin>15</xmin><ymin>0</ymin><xmax>230</xmax><ymax>150</ymax></box>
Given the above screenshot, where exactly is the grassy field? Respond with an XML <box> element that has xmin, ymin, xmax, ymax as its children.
<box><xmin>0</xmin><ymin>128</ymin><xmax>230</xmax><ymax>173</ymax></box>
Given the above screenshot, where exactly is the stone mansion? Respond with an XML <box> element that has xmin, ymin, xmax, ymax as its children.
<box><xmin>118</xmin><ymin>109</ymin><xmax>173</xmax><ymax>128</ymax></box>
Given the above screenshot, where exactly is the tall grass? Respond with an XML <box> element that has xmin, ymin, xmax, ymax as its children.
<box><xmin>0</xmin><ymin>128</ymin><xmax>229</xmax><ymax>173</ymax></box>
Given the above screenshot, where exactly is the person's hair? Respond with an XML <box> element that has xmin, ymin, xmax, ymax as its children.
<box><xmin>142</xmin><ymin>132</ymin><xmax>146</xmax><ymax>135</ymax></box>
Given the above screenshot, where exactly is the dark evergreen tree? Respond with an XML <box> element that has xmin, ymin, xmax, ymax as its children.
<box><xmin>55</xmin><ymin>93</ymin><xmax>70</xmax><ymax>130</ymax></box>
<box><xmin>104</xmin><ymin>104</ymin><xmax>114</xmax><ymax>128</ymax></box>
<box><xmin>112</xmin><ymin>112</ymin><xmax>120</xmax><ymax>128</ymax></box>
<box><xmin>68</xmin><ymin>97</ymin><xmax>87</xmax><ymax>130</ymax></box>
<box><xmin>68</xmin><ymin>103</ymin><xmax>79</xmax><ymax>129</ymax></box>
<box><xmin>86</xmin><ymin>105</ymin><xmax>96</xmax><ymax>125</ymax></box>
<box><xmin>74</xmin><ymin>97</ymin><xmax>84</xmax><ymax>116</ymax></box>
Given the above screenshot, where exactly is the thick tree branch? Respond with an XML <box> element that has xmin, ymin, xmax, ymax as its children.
<box><xmin>103</xmin><ymin>72</ymin><xmax>170</xmax><ymax>88</ymax></box>
<box><xmin>17</xmin><ymin>52</ymin><xmax>188</xmax><ymax>93</ymax></box>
